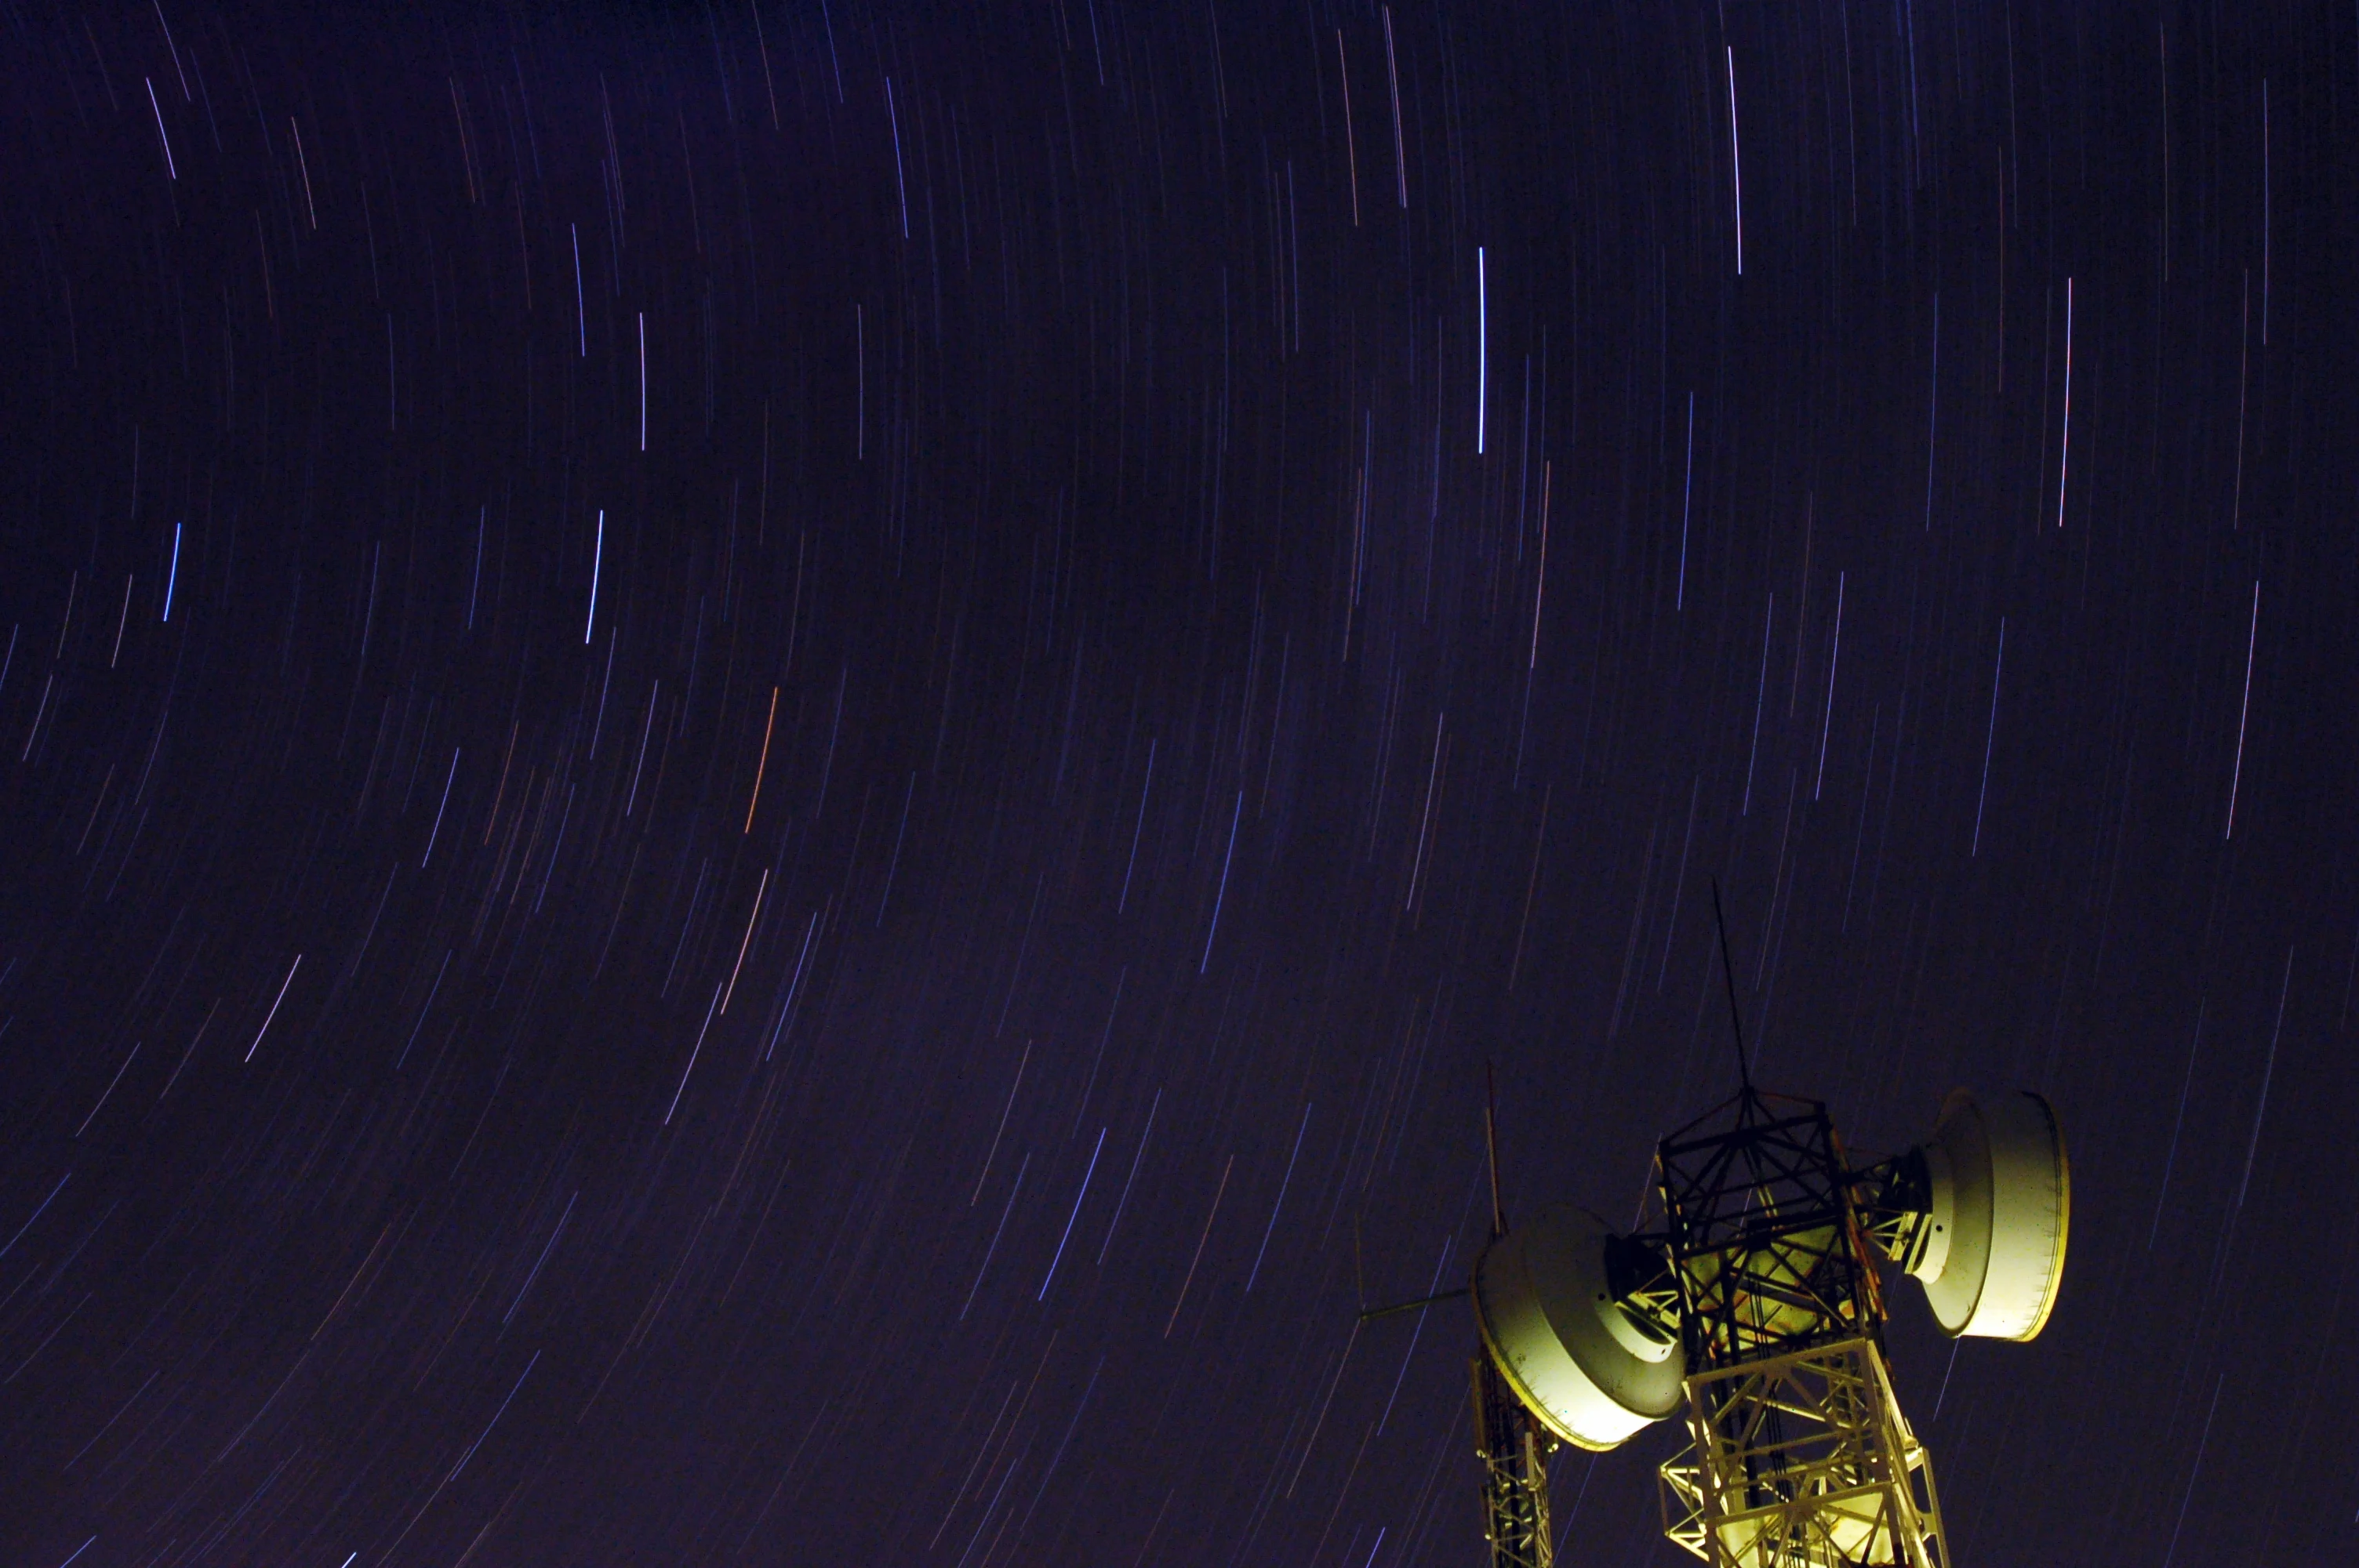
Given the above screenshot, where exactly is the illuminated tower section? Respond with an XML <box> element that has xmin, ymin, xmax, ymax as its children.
<box><xmin>1650</xmin><ymin>1088</ymin><xmax>1945</xmax><ymax>1567</ymax></box>
<box><xmin>1460</xmin><ymin>1080</ymin><xmax>2066</xmax><ymax>1568</ymax></box>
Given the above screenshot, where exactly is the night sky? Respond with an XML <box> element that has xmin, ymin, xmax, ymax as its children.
<box><xmin>3</xmin><ymin>2</ymin><xmax>2356</xmax><ymax>1563</ymax></box>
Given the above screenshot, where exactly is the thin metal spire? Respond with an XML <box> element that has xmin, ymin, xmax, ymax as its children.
<box><xmin>1710</xmin><ymin>880</ymin><xmax>1753</xmax><ymax>1096</ymax></box>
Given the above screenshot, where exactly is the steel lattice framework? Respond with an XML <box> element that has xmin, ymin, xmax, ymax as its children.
<box><xmin>1644</xmin><ymin>1088</ymin><xmax>1948</xmax><ymax>1567</ymax></box>
<box><xmin>1657</xmin><ymin>1338</ymin><xmax>1946</xmax><ymax>1567</ymax></box>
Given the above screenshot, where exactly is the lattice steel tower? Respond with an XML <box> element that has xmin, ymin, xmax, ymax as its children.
<box><xmin>1456</xmin><ymin>1073</ymin><xmax>2065</xmax><ymax>1568</ymax></box>
<box><xmin>1648</xmin><ymin>1084</ymin><xmax>1947</xmax><ymax>1566</ymax></box>
<box><xmin>1365</xmin><ymin>902</ymin><xmax>2070</xmax><ymax>1568</ymax></box>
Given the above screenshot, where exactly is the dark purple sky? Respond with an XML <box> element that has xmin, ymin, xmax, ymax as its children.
<box><xmin>2</xmin><ymin>2</ymin><xmax>2354</xmax><ymax>1563</ymax></box>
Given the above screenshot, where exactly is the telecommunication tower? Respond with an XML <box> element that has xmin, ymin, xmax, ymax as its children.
<box><xmin>1365</xmin><ymin>895</ymin><xmax>2070</xmax><ymax>1567</ymax></box>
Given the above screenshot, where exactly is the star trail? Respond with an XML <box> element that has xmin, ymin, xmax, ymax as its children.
<box><xmin>2</xmin><ymin>2</ymin><xmax>2357</xmax><ymax>1564</ymax></box>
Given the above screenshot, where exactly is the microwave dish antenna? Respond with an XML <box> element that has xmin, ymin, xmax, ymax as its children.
<box><xmin>1903</xmin><ymin>1088</ymin><xmax>2070</xmax><ymax>1341</ymax></box>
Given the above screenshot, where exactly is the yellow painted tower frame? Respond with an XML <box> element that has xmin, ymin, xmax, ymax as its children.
<box><xmin>1658</xmin><ymin>1335</ymin><xmax>1945</xmax><ymax>1567</ymax></box>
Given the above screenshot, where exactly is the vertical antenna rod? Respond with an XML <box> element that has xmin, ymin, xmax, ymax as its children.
<box><xmin>1709</xmin><ymin>880</ymin><xmax>1753</xmax><ymax>1093</ymax></box>
<box><xmin>1485</xmin><ymin>1062</ymin><xmax>1507</xmax><ymax>1239</ymax></box>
